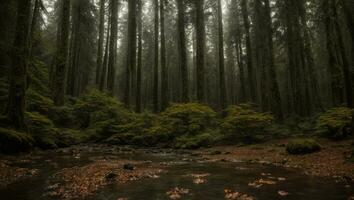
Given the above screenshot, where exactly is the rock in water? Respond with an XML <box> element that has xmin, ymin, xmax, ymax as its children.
<box><xmin>123</xmin><ymin>164</ymin><xmax>134</xmax><ymax>170</ymax></box>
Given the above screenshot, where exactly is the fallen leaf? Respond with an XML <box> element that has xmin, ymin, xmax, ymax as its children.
<box><xmin>278</xmin><ymin>190</ymin><xmax>289</xmax><ymax>196</ymax></box>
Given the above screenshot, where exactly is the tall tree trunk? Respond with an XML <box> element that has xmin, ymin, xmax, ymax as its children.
<box><xmin>160</xmin><ymin>0</ymin><xmax>169</xmax><ymax>110</ymax></box>
<box><xmin>217</xmin><ymin>0</ymin><xmax>227</xmax><ymax>110</ymax></box>
<box><xmin>177</xmin><ymin>0</ymin><xmax>189</xmax><ymax>103</ymax></box>
<box><xmin>99</xmin><ymin>25</ymin><xmax>110</xmax><ymax>91</ymax></box>
<box><xmin>323</xmin><ymin>0</ymin><xmax>345</xmax><ymax>106</ymax></box>
<box><xmin>235</xmin><ymin>38</ymin><xmax>247</xmax><ymax>102</ymax></box>
<box><xmin>195</xmin><ymin>0</ymin><xmax>206</xmax><ymax>103</ymax></box>
<box><xmin>136</xmin><ymin>0</ymin><xmax>143</xmax><ymax>113</ymax></box>
<box><xmin>153</xmin><ymin>0</ymin><xmax>159</xmax><ymax>112</ymax></box>
<box><xmin>96</xmin><ymin>0</ymin><xmax>105</xmax><ymax>87</ymax></box>
<box><xmin>240</xmin><ymin>0</ymin><xmax>256</xmax><ymax>103</ymax></box>
<box><xmin>107</xmin><ymin>0</ymin><xmax>118</xmax><ymax>95</ymax></box>
<box><xmin>52</xmin><ymin>0</ymin><xmax>70</xmax><ymax>106</ymax></box>
<box><xmin>264</xmin><ymin>0</ymin><xmax>283</xmax><ymax>120</ymax></box>
<box><xmin>124</xmin><ymin>0</ymin><xmax>137</xmax><ymax>108</ymax></box>
<box><xmin>331</xmin><ymin>0</ymin><xmax>353</xmax><ymax>108</ymax></box>
<box><xmin>6</xmin><ymin>0</ymin><xmax>31</xmax><ymax>129</ymax></box>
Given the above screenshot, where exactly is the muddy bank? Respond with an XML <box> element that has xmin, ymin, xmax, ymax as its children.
<box><xmin>198</xmin><ymin>139</ymin><xmax>354</xmax><ymax>180</ymax></box>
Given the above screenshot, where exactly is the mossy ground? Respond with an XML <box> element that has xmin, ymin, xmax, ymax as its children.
<box><xmin>286</xmin><ymin>139</ymin><xmax>321</xmax><ymax>155</ymax></box>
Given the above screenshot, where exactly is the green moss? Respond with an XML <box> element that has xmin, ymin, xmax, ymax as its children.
<box><xmin>25</xmin><ymin>112</ymin><xmax>57</xmax><ymax>149</ymax></box>
<box><xmin>49</xmin><ymin>106</ymin><xmax>76</xmax><ymax>127</ymax></box>
<box><xmin>161</xmin><ymin>103</ymin><xmax>217</xmax><ymax>136</ymax></box>
<box><xmin>27</xmin><ymin>89</ymin><xmax>54</xmax><ymax>115</ymax></box>
<box><xmin>174</xmin><ymin>131</ymin><xmax>222</xmax><ymax>149</ymax></box>
<box><xmin>0</xmin><ymin>127</ymin><xmax>34</xmax><ymax>154</ymax></box>
<box><xmin>221</xmin><ymin>105</ymin><xmax>274</xmax><ymax>144</ymax></box>
<box><xmin>28</xmin><ymin>61</ymin><xmax>50</xmax><ymax>95</ymax></box>
<box><xmin>316</xmin><ymin>107</ymin><xmax>354</xmax><ymax>140</ymax></box>
<box><xmin>73</xmin><ymin>90</ymin><xmax>130</xmax><ymax>128</ymax></box>
<box><xmin>286</xmin><ymin>139</ymin><xmax>321</xmax><ymax>155</ymax></box>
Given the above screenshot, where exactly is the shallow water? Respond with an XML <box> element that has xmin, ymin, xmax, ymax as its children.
<box><xmin>0</xmin><ymin>145</ymin><xmax>352</xmax><ymax>200</ymax></box>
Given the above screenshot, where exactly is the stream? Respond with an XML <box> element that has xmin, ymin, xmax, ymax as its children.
<box><xmin>0</xmin><ymin>144</ymin><xmax>352</xmax><ymax>200</ymax></box>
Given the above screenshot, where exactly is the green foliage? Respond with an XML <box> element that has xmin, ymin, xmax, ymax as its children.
<box><xmin>286</xmin><ymin>139</ymin><xmax>321</xmax><ymax>155</ymax></box>
<box><xmin>174</xmin><ymin>131</ymin><xmax>223</xmax><ymax>149</ymax></box>
<box><xmin>161</xmin><ymin>103</ymin><xmax>217</xmax><ymax>136</ymax></box>
<box><xmin>221</xmin><ymin>105</ymin><xmax>274</xmax><ymax>143</ymax></box>
<box><xmin>49</xmin><ymin>106</ymin><xmax>76</xmax><ymax>128</ymax></box>
<box><xmin>0</xmin><ymin>77</ymin><xmax>8</xmax><ymax>112</ymax></box>
<box><xmin>25</xmin><ymin>112</ymin><xmax>57</xmax><ymax>149</ymax></box>
<box><xmin>27</xmin><ymin>89</ymin><xmax>54</xmax><ymax>115</ymax></box>
<box><xmin>0</xmin><ymin>127</ymin><xmax>34</xmax><ymax>154</ymax></box>
<box><xmin>73</xmin><ymin>90</ymin><xmax>130</xmax><ymax>129</ymax></box>
<box><xmin>28</xmin><ymin>61</ymin><xmax>50</xmax><ymax>95</ymax></box>
<box><xmin>316</xmin><ymin>107</ymin><xmax>354</xmax><ymax>140</ymax></box>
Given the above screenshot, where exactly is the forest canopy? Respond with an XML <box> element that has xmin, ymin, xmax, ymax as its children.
<box><xmin>0</xmin><ymin>0</ymin><xmax>353</xmax><ymax>151</ymax></box>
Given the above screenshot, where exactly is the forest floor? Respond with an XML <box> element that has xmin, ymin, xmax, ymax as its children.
<box><xmin>197</xmin><ymin>139</ymin><xmax>354</xmax><ymax>180</ymax></box>
<box><xmin>0</xmin><ymin>138</ymin><xmax>353</xmax><ymax>199</ymax></box>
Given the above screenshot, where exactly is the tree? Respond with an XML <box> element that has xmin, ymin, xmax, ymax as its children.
<box><xmin>240</xmin><ymin>0</ymin><xmax>256</xmax><ymax>103</ymax></box>
<box><xmin>96</xmin><ymin>0</ymin><xmax>105</xmax><ymax>87</ymax></box>
<box><xmin>153</xmin><ymin>0</ymin><xmax>159</xmax><ymax>112</ymax></box>
<box><xmin>107</xmin><ymin>0</ymin><xmax>118</xmax><ymax>95</ymax></box>
<box><xmin>52</xmin><ymin>0</ymin><xmax>70</xmax><ymax>106</ymax></box>
<box><xmin>6</xmin><ymin>0</ymin><xmax>31</xmax><ymax>129</ymax></box>
<box><xmin>177</xmin><ymin>0</ymin><xmax>189</xmax><ymax>103</ymax></box>
<box><xmin>217</xmin><ymin>0</ymin><xmax>227</xmax><ymax>109</ymax></box>
<box><xmin>124</xmin><ymin>0</ymin><xmax>137</xmax><ymax>108</ymax></box>
<box><xmin>160</xmin><ymin>0</ymin><xmax>169</xmax><ymax>110</ymax></box>
<box><xmin>136</xmin><ymin>0</ymin><xmax>143</xmax><ymax>113</ymax></box>
<box><xmin>195</xmin><ymin>0</ymin><xmax>206</xmax><ymax>103</ymax></box>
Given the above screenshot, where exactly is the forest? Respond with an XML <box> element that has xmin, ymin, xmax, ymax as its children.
<box><xmin>0</xmin><ymin>0</ymin><xmax>353</xmax><ymax>199</ymax></box>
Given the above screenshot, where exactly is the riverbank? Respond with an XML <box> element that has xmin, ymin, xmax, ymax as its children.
<box><xmin>198</xmin><ymin>139</ymin><xmax>354</xmax><ymax>181</ymax></box>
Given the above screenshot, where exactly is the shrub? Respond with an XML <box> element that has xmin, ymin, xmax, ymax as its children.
<box><xmin>316</xmin><ymin>107</ymin><xmax>354</xmax><ymax>140</ymax></box>
<box><xmin>174</xmin><ymin>131</ymin><xmax>222</xmax><ymax>149</ymax></box>
<box><xmin>49</xmin><ymin>106</ymin><xmax>76</xmax><ymax>128</ymax></box>
<box><xmin>73</xmin><ymin>90</ymin><xmax>130</xmax><ymax>129</ymax></box>
<box><xmin>286</xmin><ymin>139</ymin><xmax>321</xmax><ymax>155</ymax></box>
<box><xmin>0</xmin><ymin>127</ymin><xmax>34</xmax><ymax>154</ymax></box>
<box><xmin>161</xmin><ymin>103</ymin><xmax>217</xmax><ymax>136</ymax></box>
<box><xmin>27</xmin><ymin>89</ymin><xmax>54</xmax><ymax>115</ymax></box>
<box><xmin>25</xmin><ymin>112</ymin><xmax>57</xmax><ymax>149</ymax></box>
<box><xmin>221</xmin><ymin>105</ymin><xmax>274</xmax><ymax>144</ymax></box>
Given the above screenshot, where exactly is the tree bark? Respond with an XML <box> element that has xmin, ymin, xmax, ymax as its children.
<box><xmin>52</xmin><ymin>0</ymin><xmax>70</xmax><ymax>106</ymax></box>
<box><xmin>136</xmin><ymin>0</ymin><xmax>143</xmax><ymax>113</ymax></box>
<box><xmin>107</xmin><ymin>0</ymin><xmax>118</xmax><ymax>95</ymax></box>
<box><xmin>153</xmin><ymin>0</ymin><xmax>159</xmax><ymax>112</ymax></box>
<box><xmin>96</xmin><ymin>0</ymin><xmax>105</xmax><ymax>87</ymax></box>
<box><xmin>160</xmin><ymin>0</ymin><xmax>169</xmax><ymax>111</ymax></box>
<box><xmin>240</xmin><ymin>0</ymin><xmax>256</xmax><ymax>103</ymax></box>
<box><xmin>195</xmin><ymin>0</ymin><xmax>206</xmax><ymax>103</ymax></box>
<box><xmin>124</xmin><ymin>0</ymin><xmax>137</xmax><ymax>108</ymax></box>
<box><xmin>6</xmin><ymin>0</ymin><xmax>31</xmax><ymax>129</ymax></box>
<box><xmin>217</xmin><ymin>0</ymin><xmax>227</xmax><ymax>110</ymax></box>
<box><xmin>177</xmin><ymin>0</ymin><xmax>189</xmax><ymax>103</ymax></box>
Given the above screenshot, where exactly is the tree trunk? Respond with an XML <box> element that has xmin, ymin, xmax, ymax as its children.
<box><xmin>323</xmin><ymin>0</ymin><xmax>345</xmax><ymax>106</ymax></box>
<box><xmin>195</xmin><ymin>0</ymin><xmax>206</xmax><ymax>103</ymax></box>
<box><xmin>124</xmin><ymin>0</ymin><xmax>137</xmax><ymax>108</ymax></box>
<box><xmin>52</xmin><ymin>0</ymin><xmax>70</xmax><ymax>106</ymax></box>
<box><xmin>177</xmin><ymin>0</ymin><xmax>189</xmax><ymax>103</ymax></box>
<box><xmin>240</xmin><ymin>0</ymin><xmax>256</xmax><ymax>103</ymax></box>
<box><xmin>217</xmin><ymin>0</ymin><xmax>227</xmax><ymax>110</ymax></box>
<box><xmin>160</xmin><ymin>0</ymin><xmax>169</xmax><ymax>110</ymax></box>
<box><xmin>136</xmin><ymin>0</ymin><xmax>143</xmax><ymax>113</ymax></box>
<box><xmin>99</xmin><ymin>15</ymin><xmax>110</xmax><ymax>91</ymax></box>
<box><xmin>153</xmin><ymin>0</ymin><xmax>159</xmax><ymax>112</ymax></box>
<box><xmin>332</xmin><ymin>0</ymin><xmax>353</xmax><ymax>108</ymax></box>
<box><xmin>107</xmin><ymin>0</ymin><xmax>118</xmax><ymax>95</ymax></box>
<box><xmin>96</xmin><ymin>0</ymin><xmax>105</xmax><ymax>86</ymax></box>
<box><xmin>6</xmin><ymin>0</ymin><xmax>31</xmax><ymax>129</ymax></box>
